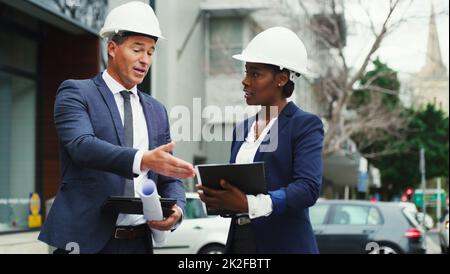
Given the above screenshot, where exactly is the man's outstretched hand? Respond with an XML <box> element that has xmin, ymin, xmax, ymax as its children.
<box><xmin>141</xmin><ymin>141</ymin><xmax>195</xmax><ymax>179</ymax></box>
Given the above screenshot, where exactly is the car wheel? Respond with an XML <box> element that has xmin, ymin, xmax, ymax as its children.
<box><xmin>198</xmin><ymin>244</ymin><xmax>225</xmax><ymax>254</ymax></box>
<box><xmin>367</xmin><ymin>244</ymin><xmax>400</xmax><ymax>254</ymax></box>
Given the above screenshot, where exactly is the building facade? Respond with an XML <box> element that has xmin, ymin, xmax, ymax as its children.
<box><xmin>0</xmin><ymin>0</ymin><xmax>105</xmax><ymax>233</ymax></box>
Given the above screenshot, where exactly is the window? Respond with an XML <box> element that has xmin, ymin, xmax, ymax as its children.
<box><xmin>310</xmin><ymin>204</ymin><xmax>330</xmax><ymax>225</ymax></box>
<box><xmin>208</xmin><ymin>17</ymin><xmax>243</xmax><ymax>75</ymax></box>
<box><xmin>0</xmin><ymin>22</ymin><xmax>38</xmax><ymax>233</ymax></box>
<box><xmin>184</xmin><ymin>198</ymin><xmax>207</xmax><ymax>219</ymax></box>
<box><xmin>367</xmin><ymin>207</ymin><xmax>382</xmax><ymax>225</ymax></box>
<box><xmin>0</xmin><ymin>27</ymin><xmax>37</xmax><ymax>74</ymax></box>
<box><xmin>331</xmin><ymin>205</ymin><xmax>377</xmax><ymax>225</ymax></box>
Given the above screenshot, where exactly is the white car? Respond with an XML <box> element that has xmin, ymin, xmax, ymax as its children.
<box><xmin>154</xmin><ymin>192</ymin><xmax>231</xmax><ymax>254</ymax></box>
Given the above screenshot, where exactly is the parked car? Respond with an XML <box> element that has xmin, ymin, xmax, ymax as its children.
<box><xmin>439</xmin><ymin>211</ymin><xmax>449</xmax><ymax>253</ymax></box>
<box><xmin>154</xmin><ymin>192</ymin><xmax>231</xmax><ymax>254</ymax></box>
<box><xmin>310</xmin><ymin>200</ymin><xmax>426</xmax><ymax>254</ymax></box>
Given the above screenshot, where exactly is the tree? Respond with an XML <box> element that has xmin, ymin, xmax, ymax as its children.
<box><xmin>350</xmin><ymin>57</ymin><xmax>406</xmax><ymax>155</ymax></box>
<box><xmin>309</xmin><ymin>0</ymin><xmax>414</xmax><ymax>156</ymax></box>
<box><xmin>290</xmin><ymin>0</ymin><xmax>447</xmax><ymax>157</ymax></box>
<box><xmin>350</xmin><ymin>57</ymin><xmax>400</xmax><ymax>110</ymax></box>
<box><xmin>361</xmin><ymin>104</ymin><xmax>449</xmax><ymax>199</ymax></box>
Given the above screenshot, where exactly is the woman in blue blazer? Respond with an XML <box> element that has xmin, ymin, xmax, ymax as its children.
<box><xmin>198</xmin><ymin>27</ymin><xmax>324</xmax><ymax>254</ymax></box>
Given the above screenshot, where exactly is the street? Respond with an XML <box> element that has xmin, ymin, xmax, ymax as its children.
<box><xmin>425</xmin><ymin>230</ymin><xmax>445</xmax><ymax>254</ymax></box>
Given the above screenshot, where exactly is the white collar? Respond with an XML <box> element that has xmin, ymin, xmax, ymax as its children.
<box><xmin>246</xmin><ymin>117</ymin><xmax>278</xmax><ymax>143</ymax></box>
<box><xmin>102</xmin><ymin>69</ymin><xmax>138</xmax><ymax>96</ymax></box>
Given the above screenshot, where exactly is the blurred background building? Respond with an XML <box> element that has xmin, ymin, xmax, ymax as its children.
<box><xmin>0</xmin><ymin>0</ymin><xmax>104</xmax><ymax>234</ymax></box>
<box><xmin>412</xmin><ymin>4</ymin><xmax>449</xmax><ymax>115</ymax></box>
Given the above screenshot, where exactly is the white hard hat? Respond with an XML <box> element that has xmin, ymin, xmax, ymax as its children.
<box><xmin>233</xmin><ymin>27</ymin><xmax>310</xmax><ymax>79</ymax></box>
<box><xmin>99</xmin><ymin>1</ymin><xmax>165</xmax><ymax>40</ymax></box>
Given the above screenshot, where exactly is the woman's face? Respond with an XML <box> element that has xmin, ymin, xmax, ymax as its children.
<box><xmin>242</xmin><ymin>62</ymin><xmax>285</xmax><ymax>106</ymax></box>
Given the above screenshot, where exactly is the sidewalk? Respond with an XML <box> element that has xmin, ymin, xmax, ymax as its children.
<box><xmin>0</xmin><ymin>231</ymin><xmax>48</xmax><ymax>254</ymax></box>
<box><xmin>425</xmin><ymin>230</ymin><xmax>443</xmax><ymax>254</ymax></box>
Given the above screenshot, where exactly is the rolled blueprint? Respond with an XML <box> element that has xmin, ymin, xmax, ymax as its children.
<box><xmin>137</xmin><ymin>179</ymin><xmax>166</xmax><ymax>247</ymax></box>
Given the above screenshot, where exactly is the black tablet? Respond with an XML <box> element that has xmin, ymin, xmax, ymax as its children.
<box><xmin>195</xmin><ymin>162</ymin><xmax>267</xmax><ymax>195</ymax></box>
<box><xmin>195</xmin><ymin>162</ymin><xmax>267</xmax><ymax>215</ymax></box>
<box><xmin>101</xmin><ymin>196</ymin><xmax>177</xmax><ymax>217</ymax></box>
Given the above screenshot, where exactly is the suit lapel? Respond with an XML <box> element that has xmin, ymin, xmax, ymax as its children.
<box><xmin>137</xmin><ymin>91</ymin><xmax>156</xmax><ymax>150</ymax></box>
<box><xmin>253</xmin><ymin>102</ymin><xmax>297</xmax><ymax>162</ymax></box>
<box><xmin>93</xmin><ymin>74</ymin><xmax>125</xmax><ymax>146</ymax></box>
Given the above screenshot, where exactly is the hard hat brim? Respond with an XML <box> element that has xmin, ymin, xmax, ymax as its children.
<box><xmin>99</xmin><ymin>28</ymin><xmax>166</xmax><ymax>40</ymax></box>
<box><xmin>232</xmin><ymin>54</ymin><xmax>314</xmax><ymax>78</ymax></box>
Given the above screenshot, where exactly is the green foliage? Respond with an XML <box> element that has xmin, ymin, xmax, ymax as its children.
<box><xmin>351</xmin><ymin>57</ymin><xmax>400</xmax><ymax>109</ymax></box>
<box><xmin>353</xmin><ymin>58</ymin><xmax>448</xmax><ymax>198</ymax></box>
<box><xmin>364</xmin><ymin>105</ymin><xmax>449</xmax><ymax>196</ymax></box>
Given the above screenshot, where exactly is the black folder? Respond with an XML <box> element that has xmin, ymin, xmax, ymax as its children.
<box><xmin>195</xmin><ymin>162</ymin><xmax>267</xmax><ymax>215</ymax></box>
<box><xmin>102</xmin><ymin>196</ymin><xmax>176</xmax><ymax>218</ymax></box>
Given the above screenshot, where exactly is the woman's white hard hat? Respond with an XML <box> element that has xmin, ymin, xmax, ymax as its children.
<box><xmin>233</xmin><ymin>26</ymin><xmax>311</xmax><ymax>79</ymax></box>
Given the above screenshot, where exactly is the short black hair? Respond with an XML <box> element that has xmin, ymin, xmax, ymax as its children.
<box><xmin>263</xmin><ymin>64</ymin><xmax>300</xmax><ymax>98</ymax></box>
<box><xmin>110</xmin><ymin>31</ymin><xmax>158</xmax><ymax>45</ymax></box>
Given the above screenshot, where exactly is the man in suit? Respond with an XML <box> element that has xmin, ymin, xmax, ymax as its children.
<box><xmin>38</xmin><ymin>2</ymin><xmax>195</xmax><ymax>254</ymax></box>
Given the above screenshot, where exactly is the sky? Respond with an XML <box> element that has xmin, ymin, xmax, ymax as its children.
<box><xmin>344</xmin><ymin>0</ymin><xmax>449</xmax><ymax>76</ymax></box>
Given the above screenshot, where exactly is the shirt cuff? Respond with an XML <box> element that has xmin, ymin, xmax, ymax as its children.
<box><xmin>247</xmin><ymin>194</ymin><xmax>273</xmax><ymax>219</ymax></box>
<box><xmin>133</xmin><ymin>150</ymin><xmax>148</xmax><ymax>175</ymax></box>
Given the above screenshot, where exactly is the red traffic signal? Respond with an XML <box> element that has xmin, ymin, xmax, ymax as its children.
<box><xmin>406</xmin><ymin>188</ymin><xmax>413</xmax><ymax>196</ymax></box>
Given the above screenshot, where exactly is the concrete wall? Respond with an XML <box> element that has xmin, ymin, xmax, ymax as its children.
<box><xmin>154</xmin><ymin>0</ymin><xmax>206</xmax><ymax>189</ymax></box>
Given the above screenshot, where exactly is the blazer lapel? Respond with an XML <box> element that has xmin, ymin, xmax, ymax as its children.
<box><xmin>137</xmin><ymin>91</ymin><xmax>156</xmax><ymax>150</ymax></box>
<box><xmin>93</xmin><ymin>74</ymin><xmax>125</xmax><ymax>146</ymax></box>
<box><xmin>253</xmin><ymin>102</ymin><xmax>298</xmax><ymax>162</ymax></box>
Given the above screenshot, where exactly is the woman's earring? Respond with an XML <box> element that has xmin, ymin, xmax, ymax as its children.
<box><xmin>278</xmin><ymin>83</ymin><xmax>281</xmax><ymax>87</ymax></box>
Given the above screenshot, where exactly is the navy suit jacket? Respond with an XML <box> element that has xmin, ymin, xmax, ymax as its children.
<box><xmin>38</xmin><ymin>73</ymin><xmax>186</xmax><ymax>253</ymax></box>
<box><xmin>226</xmin><ymin>102</ymin><xmax>323</xmax><ymax>254</ymax></box>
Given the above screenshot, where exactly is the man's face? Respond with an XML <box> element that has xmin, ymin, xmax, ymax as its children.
<box><xmin>108</xmin><ymin>35</ymin><xmax>156</xmax><ymax>89</ymax></box>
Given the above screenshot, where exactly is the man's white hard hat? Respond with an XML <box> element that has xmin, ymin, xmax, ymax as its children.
<box><xmin>99</xmin><ymin>1</ymin><xmax>165</xmax><ymax>40</ymax></box>
<box><xmin>233</xmin><ymin>27</ymin><xmax>311</xmax><ymax>80</ymax></box>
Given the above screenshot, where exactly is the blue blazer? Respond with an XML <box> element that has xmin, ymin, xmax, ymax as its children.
<box><xmin>226</xmin><ymin>102</ymin><xmax>323</xmax><ymax>254</ymax></box>
<box><xmin>38</xmin><ymin>74</ymin><xmax>186</xmax><ymax>253</ymax></box>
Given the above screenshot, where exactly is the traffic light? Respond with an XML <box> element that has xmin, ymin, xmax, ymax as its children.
<box><xmin>405</xmin><ymin>188</ymin><xmax>413</xmax><ymax>202</ymax></box>
<box><xmin>406</xmin><ymin>188</ymin><xmax>413</xmax><ymax>196</ymax></box>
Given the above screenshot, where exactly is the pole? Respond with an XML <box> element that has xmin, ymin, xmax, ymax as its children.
<box><xmin>419</xmin><ymin>147</ymin><xmax>427</xmax><ymax>252</ymax></box>
<box><xmin>420</xmin><ymin>147</ymin><xmax>426</xmax><ymax>227</ymax></box>
<box><xmin>437</xmin><ymin>178</ymin><xmax>442</xmax><ymax>221</ymax></box>
<box><xmin>344</xmin><ymin>185</ymin><xmax>349</xmax><ymax>200</ymax></box>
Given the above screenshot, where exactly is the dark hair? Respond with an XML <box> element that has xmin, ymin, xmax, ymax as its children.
<box><xmin>110</xmin><ymin>31</ymin><xmax>158</xmax><ymax>45</ymax></box>
<box><xmin>263</xmin><ymin>64</ymin><xmax>300</xmax><ymax>98</ymax></box>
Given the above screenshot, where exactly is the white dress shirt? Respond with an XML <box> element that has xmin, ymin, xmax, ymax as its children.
<box><xmin>235</xmin><ymin>118</ymin><xmax>277</xmax><ymax>219</ymax></box>
<box><xmin>102</xmin><ymin>70</ymin><xmax>149</xmax><ymax>226</ymax></box>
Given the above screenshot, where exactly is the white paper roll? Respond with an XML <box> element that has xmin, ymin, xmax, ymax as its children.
<box><xmin>137</xmin><ymin>179</ymin><xmax>166</xmax><ymax>247</ymax></box>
